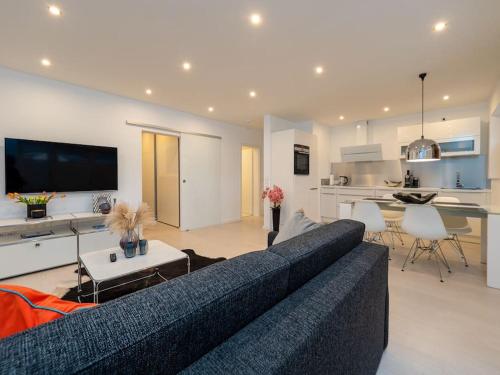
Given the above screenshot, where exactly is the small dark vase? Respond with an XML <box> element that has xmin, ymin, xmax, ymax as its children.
<box><xmin>139</xmin><ymin>239</ymin><xmax>148</xmax><ymax>255</ymax></box>
<box><xmin>119</xmin><ymin>230</ymin><xmax>139</xmax><ymax>253</ymax></box>
<box><xmin>271</xmin><ymin>206</ymin><xmax>281</xmax><ymax>232</ymax></box>
<box><xmin>27</xmin><ymin>204</ymin><xmax>47</xmax><ymax>219</ymax></box>
<box><xmin>124</xmin><ymin>241</ymin><xmax>137</xmax><ymax>258</ymax></box>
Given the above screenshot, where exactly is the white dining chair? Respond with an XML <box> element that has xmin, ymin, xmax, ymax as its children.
<box><xmin>433</xmin><ymin>196</ymin><xmax>471</xmax><ymax>267</ymax></box>
<box><xmin>352</xmin><ymin>201</ymin><xmax>387</xmax><ymax>245</ymax></box>
<box><xmin>381</xmin><ymin>193</ymin><xmax>404</xmax><ymax>249</ymax></box>
<box><xmin>401</xmin><ymin>205</ymin><xmax>451</xmax><ymax>282</ymax></box>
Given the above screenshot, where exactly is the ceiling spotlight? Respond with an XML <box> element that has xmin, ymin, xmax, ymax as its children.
<box><xmin>208</xmin><ymin>107</ymin><xmax>214</xmax><ymax>112</ymax></box>
<box><xmin>145</xmin><ymin>89</ymin><xmax>152</xmax><ymax>95</ymax></box>
<box><xmin>48</xmin><ymin>5</ymin><xmax>61</xmax><ymax>16</ymax></box>
<box><xmin>433</xmin><ymin>21</ymin><xmax>447</xmax><ymax>32</ymax></box>
<box><xmin>383</xmin><ymin>107</ymin><xmax>390</xmax><ymax>112</ymax></box>
<box><xmin>249</xmin><ymin>13</ymin><xmax>262</xmax><ymax>26</ymax></box>
<box><xmin>41</xmin><ymin>58</ymin><xmax>51</xmax><ymax>67</ymax></box>
<box><xmin>339</xmin><ymin>115</ymin><xmax>345</xmax><ymax>120</ymax></box>
<box><xmin>249</xmin><ymin>91</ymin><xmax>257</xmax><ymax>98</ymax></box>
<box><xmin>315</xmin><ymin>66</ymin><xmax>324</xmax><ymax>75</ymax></box>
<box><xmin>443</xmin><ymin>95</ymin><xmax>450</xmax><ymax>101</ymax></box>
<box><xmin>182</xmin><ymin>62</ymin><xmax>191</xmax><ymax>71</ymax></box>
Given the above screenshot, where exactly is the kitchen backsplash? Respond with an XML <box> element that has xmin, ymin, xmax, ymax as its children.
<box><xmin>401</xmin><ymin>155</ymin><xmax>488</xmax><ymax>189</ymax></box>
<box><xmin>330</xmin><ymin>155</ymin><xmax>488</xmax><ymax>188</ymax></box>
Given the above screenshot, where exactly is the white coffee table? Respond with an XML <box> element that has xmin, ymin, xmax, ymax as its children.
<box><xmin>77</xmin><ymin>240</ymin><xmax>190</xmax><ymax>303</ymax></box>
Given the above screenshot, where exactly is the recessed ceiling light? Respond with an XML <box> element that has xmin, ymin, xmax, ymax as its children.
<box><xmin>41</xmin><ymin>58</ymin><xmax>51</xmax><ymax>67</ymax></box>
<box><xmin>443</xmin><ymin>95</ymin><xmax>450</xmax><ymax>101</ymax></box>
<box><xmin>249</xmin><ymin>13</ymin><xmax>262</xmax><ymax>26</ymax></box>
<box><xmin>383</xmin><ymin>107</ymin><xmax>390</xmax><ymax>112</ymax></box>
<box><xmin>182</xmin><ymin>62</ymin><xmax>191</xmax><ymax>71</ymax></box>
<box><xmin>433</xmin><ymin>21</ymin><xmax>447</xmax><ymax>32</ymax></box>
<box><xmin>339</xmin><ymin>115</ymin><xmax>345</xmax><ymax>120</ymax></box>
<box><xmin>208</xmin><ymin>107</ymin><xmax>214</xmax><ymax>112</ymax></box>
<box><xmin>48</xmin><ymin>5</ymin><xmax>61</xmax><ymax>16</ymax></box>
<box><xmin>145</xmin><ymin>89</ymin><xmax>152</xmax><ymax>95</ymax></box>
<box><xmin>315</xmin><ymin>66</ymin><xmax>324</xmax><ymax>75</ymax></box>
<box><xmin>249</xmin><ymin>91</ymin><xmax>257</xmax><ymax>98</ymax></box>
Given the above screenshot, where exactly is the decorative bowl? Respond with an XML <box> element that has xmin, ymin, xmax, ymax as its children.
<box><xmin>384</xmin><ymin>180</ymin><xmax>402</xmax><ymax>187</ymax></box>
<box><xmin>393</xmin><ymin>192</ymin><xmax>437</xmax><ymax>204</ymax></box>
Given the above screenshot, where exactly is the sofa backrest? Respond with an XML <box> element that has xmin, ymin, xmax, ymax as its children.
<box><xmin>183</xmin><ymin>242</ymin><xmax>389</xmax><ymax>375</ymax></box>
<box><xmin>268</xmin><ymin>219</ymin><xmax>365</xmax><ymax>293</ymax></box>
<box><xmin>0</xmin><ymin>250</ymin><xmax>289</xmax><ymax>374</ymax></box>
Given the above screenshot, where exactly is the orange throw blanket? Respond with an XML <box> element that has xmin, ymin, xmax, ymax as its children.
<box><xmin>0</xmin><ymin>284</ymin><xmax>95</xmax><ymax>339</ymax></box>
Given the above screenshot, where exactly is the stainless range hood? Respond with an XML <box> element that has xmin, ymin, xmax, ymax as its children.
<box><xmin>340</xmin><ymin>144</ymin><xmax>383</xmax><ymax>162</ymax></box>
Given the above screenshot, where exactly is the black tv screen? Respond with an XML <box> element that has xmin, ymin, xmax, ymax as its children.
<box><xmin>5</xmin><ymin>138</ymin><xmax>118</xmax><ymax>193</ymax></box>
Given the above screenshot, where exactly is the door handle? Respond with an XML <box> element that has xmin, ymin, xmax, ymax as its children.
<box><xmin>309</xmin><ymin>188</ymin><xmax>318</xmax><ymax>190</ymax></box>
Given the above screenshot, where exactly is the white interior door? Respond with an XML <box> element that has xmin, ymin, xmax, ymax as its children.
<box><xmin>180</xmin><ymin>134</ymin><xmax>221</xmax><ymax>230</ymax></box>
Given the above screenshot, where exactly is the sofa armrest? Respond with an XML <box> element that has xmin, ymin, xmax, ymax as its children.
<box><xmin>268</xmin><ymin>231</ymin><xmax>279</xmax><ymax>247</ymax></box>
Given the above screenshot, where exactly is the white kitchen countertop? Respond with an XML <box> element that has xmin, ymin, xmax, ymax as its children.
<box><xmin>320</xmin><ymin>185</ymin><xmax>491</xmax><ymax>193</ymax></box>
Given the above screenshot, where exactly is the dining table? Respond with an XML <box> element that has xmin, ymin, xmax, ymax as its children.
<box><xmin>341</xmin><ymin>197</ymin><xmax>500</xmax><ymax>289</ymax></box>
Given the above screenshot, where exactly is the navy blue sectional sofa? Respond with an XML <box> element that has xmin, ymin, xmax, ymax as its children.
<box><xmin>0</xmin><ymin>219</ymin><xmax>389</xmax><ymax>374</ymax></box>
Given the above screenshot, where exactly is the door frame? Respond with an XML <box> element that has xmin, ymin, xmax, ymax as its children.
<box><xmin>240</xmin><ymin>144</ymin><xmax>261</xmax><ymax>218</ymax></box>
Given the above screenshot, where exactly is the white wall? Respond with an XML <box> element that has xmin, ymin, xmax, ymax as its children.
<box><xmin>0</xmin><ymin>66</ymin><xmax>262</xmax><ymax>223</ymax></box>
<box><xmin>488</xmin><ymin>80</ymin><xmax>500</xmax><ymax>204</ymax></box>
<box><xmin>263</xmin><ymin>115</ymin><xmax>330</xmax><ymax>229</ymax></box>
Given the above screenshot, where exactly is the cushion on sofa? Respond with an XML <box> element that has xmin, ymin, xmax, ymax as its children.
<box><xmin>0</xmin><ymin>284</ymin><xmax>95</xmax><ymax>339</ymax></box>
<box><xmin>268</xmin><ymin>219</ymin><xmax>365</xmax><ymax>293</ymax></box>
<box><xmin>273</xmin><ymin>210</ymin><xmax>322</xmax><ymax>244</ymax></box>
<box><xmin>182</xmin><ymin>242</ymin><xmax>389</xmax><ymax>375</ymax></box>
<box><xmin>0</xmin><ymin>250</ymin><xmax>290</xmax><ymax>375</ymax></box>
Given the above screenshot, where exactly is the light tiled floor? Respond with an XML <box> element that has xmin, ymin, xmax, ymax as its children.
<box><xmin>4</xmin><ymin>217</ymin><xmax>500</xmax><ymax>374</ymax></box>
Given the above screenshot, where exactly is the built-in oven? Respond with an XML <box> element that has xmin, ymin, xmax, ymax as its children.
<box><xmin>294</xmin><ymin>144</ymin><xmax>310</xmax><ymax>175</ymax></box>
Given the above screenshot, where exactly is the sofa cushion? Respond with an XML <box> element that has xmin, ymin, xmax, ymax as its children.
<box><xmin>0</xmin><ymin>250</ymin><xmax>290</xmax><ymax>375</ymax></box>
<box><xmin>273</xmin><ymin>210</ymin><xmax>322</xmax><ymax>244</ymax></box>
<box><xmin>268</xmin><ymin>219</ymin><xmax>365</xmax><ymax>293</ymax></box>
<box><xmin>0</xmin><ymin>284</ymin><xmax>95</xmax><ymax>339</ymax></box>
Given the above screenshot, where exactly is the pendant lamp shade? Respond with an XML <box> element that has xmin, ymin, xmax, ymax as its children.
<box><xmin>406</xmin><ymin>73</ymin><xmax>441</xmax><ymax>162</ymax></box>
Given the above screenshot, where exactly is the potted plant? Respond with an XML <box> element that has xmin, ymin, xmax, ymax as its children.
<box><xmin>262</xmin><ymin>185</ymin><xmax>284</xmax><ymax>231</ymax></box>
<box><xmin>7</xmin><ymin>192</ymin><xmax>65</xmax><ymax>219</ymax></box>
<box><xmin>105</xmin><ymin>202</ymin><xmax>154</xmax><ymax>258</ymax></box>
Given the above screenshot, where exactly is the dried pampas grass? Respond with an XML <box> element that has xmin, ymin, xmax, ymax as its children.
<box><xmin>105</xmin><ymin>202</ymin><xmax>154</xmax><ymax>234</ymax></box>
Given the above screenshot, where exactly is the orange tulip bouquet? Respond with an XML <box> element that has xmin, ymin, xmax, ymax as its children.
<box><xmin>8</xmin><ymin>192</ymin><xmax>65</xmax><ymax>219</ymax></box>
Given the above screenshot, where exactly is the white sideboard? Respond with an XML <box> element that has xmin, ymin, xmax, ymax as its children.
<box><xmin>0</xmin><ymin>212</ymin><xmax>120</xmax><ymax>279</ymax></box>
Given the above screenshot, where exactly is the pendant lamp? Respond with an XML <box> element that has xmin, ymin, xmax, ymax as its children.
<box><xmin>406</xmin><ymin>73</ymin><xmax>441</xmax><ymax>162</ymax></box>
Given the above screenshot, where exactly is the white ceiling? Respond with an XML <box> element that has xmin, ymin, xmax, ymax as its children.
<box><xmin>1</xmin><ymin>0</ymin><xmax>500</xmax><ymax>128</ymax></box>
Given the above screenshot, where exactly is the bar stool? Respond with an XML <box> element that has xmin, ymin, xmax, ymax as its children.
<box><xmin>381</xmin><ymin>193</ymin><xmax>404</xmax><ymax>249</ymax></box>
<box><xmin>433</xmin><ymin>196</ymin><xmax>470</xmax><ymax>267</ymax></box>
<box><xmin>352</xmin><ymin>201</ymin><xmax>387</xmax><ymax>245</ymax></box>
<box><xmin>401</xmin><ymin>205</ymin><xmax>451</xmax><ymax>282</ymax></box>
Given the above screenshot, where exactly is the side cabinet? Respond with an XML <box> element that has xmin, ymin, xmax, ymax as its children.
<box><xmin>0</xmin><ymin>235</ymin><xmax>77</xmax><ymax>279</ymax></box>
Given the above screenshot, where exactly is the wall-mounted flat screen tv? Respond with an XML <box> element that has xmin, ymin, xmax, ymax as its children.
<box><xmin>5</xmin><ymin>138</ymin><xmax>118</xmax><ymax>193</ymax></box>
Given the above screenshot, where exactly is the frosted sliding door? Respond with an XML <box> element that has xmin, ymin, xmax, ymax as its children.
<box><xmin>141</xmin><ymin>132</ymin><xmax>156</xmax><ymax>216</ymax></box>
<box><xmin>180</xmin><ymin>134</ymin><xmax>221</xmax><ymax>230</ymax></box>
<box><xmin>156</xmin><ymin>134</ymin><xmax>180</xmax><ymax>227</ymax></box>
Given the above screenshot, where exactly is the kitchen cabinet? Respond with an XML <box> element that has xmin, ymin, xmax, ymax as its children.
<box><xmin>320</xmin><ymin>186</ymin><xmax>490</xmax><ymax>240</ymax></box>
<box><xmin>397</xmin><ymin>117</ymin><xmax>481</xmax><ymax>158</ymax></box>
<box><xmin>320</xmin><ymin>190</ymin><xmax>336</xmax><ymax>220</ymax></box>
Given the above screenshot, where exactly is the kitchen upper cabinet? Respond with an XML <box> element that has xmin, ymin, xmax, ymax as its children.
<box><xmin>397</xmin><ymin>117</ymin><xmax>481</xmax><ymax>158</ymax></box>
